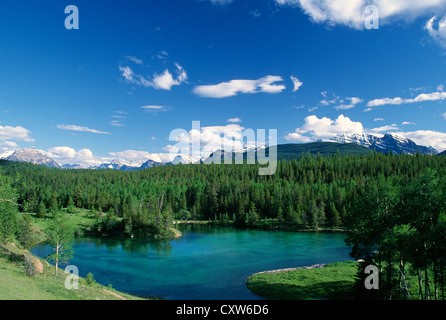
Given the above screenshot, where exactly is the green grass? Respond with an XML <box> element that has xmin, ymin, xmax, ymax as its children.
<box><xmin>0</xmin><ymin>242</ymin><xmax>145</xmax><ymax>300</ymax></box>
<box><xmin>246</xmin><ymin>261</ymin><xmax>358</xmax><ymax>300</ymax></box>
<box><xmin>0</xmin><ymin>210</ymin><xmax>156</xmax><ymax>300</ymax></box>
<box><xmin>27</xmin><ymin>208</ymin><xmax>97</xmax><ymax>240</ymax></box>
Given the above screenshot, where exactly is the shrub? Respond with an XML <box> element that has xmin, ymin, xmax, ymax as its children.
<box><xmin>86</xmin><ymin>272</ymin><xmax>96</xmax><ymax>285</ymax></box>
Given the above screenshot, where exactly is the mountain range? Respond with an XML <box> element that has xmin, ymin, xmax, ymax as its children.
<box><xmin>325</xmin><ymin>132</ymin><xmax>438</xmax><ymax>155</ymax></box>
<box><xmin>0</xmin><ymin>132</ymin><xmax>440</xmax><ymax>170</ymax></box>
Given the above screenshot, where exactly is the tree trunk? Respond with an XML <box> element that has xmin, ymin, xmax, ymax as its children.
<box><xmin>425</xmin><ymin>266</ymin><xmax>430</xmax><ymax>300</ymax></box>
<box><xmin>418</xmin><ymin>270</ymin><xmax>423</xmax><ymax>300</ymax></box>
<box><xmin>55</xmin><ymin>242</ymin><xmax>60</xmax><ymax>276</ymax></box>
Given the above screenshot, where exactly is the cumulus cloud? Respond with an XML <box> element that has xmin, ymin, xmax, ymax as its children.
<box><xmin>0</xmin><ymin>125</ymin><xmax>34</xmax><ymax>142</ymax></box>
<box><xmin>285</xmin><ymin>114</ymin><xmax>365</xmax><ymax>141</ymax></box>
<box><xmin>285</xmin><ymin>114</ymin><xmax>446</xmax><ymax>152</ymax></box>
<box><xmin>284</xmin><ymin>132</ymin><xmax>313</xmax><ymax>142</ymax></box>
<box><xmin>46</xmin><ymin>146</ymin><xmax>101</xmax><ymax>167</ymax></box>
<box><xmin>227</xmin><ymin>118</ymin><xmax>242</xmax><ymax>123</ymax></box>
<box><xmin>193</xmin><ymin>75</ymin><xmax>286</xmax><ymax>98</ymax></box>
<box><xmin>168</xmin><ymin>122</ymin><xmax>263</xmax><ymax>160</ymax></box>
<box><xmin>152</xmin><ymin>63</ymin><xmax>188</xmax><ymax>90</ymax></box>
<box><xmin>396</xmin><ymin>130</ymin><xmax>446</xmax><ymax>152</ymax></box>
<box><xmin>57</xmin><ymin>124</ymin><xmax>111</xmax><ymax>135</ymax></box>
<box><xmin>275</xmin><ymin>0</ymin><xmax>446</xmax><ymax>29</ymax></box>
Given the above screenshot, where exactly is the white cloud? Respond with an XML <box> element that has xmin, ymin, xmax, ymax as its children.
<box><xmin>276</xmin><ymin>0</ymin><xmax>446</xmax><ymax>29</ymax></box>
<box><xmin>193</xmin><ymin>75</ymin><xmax>286</xmax><ymax>98</ymax></box>
<box><xmin>368</xmin><ymin>90</ymin><xmax>446</xmax><ymax>107</ymax></box>
<box><xmin>209</xmin><ymin>0</ymin><xmax>234</xmax><ymax>5</ymax></box>
<box><xmin>285</xmin><ymin>114</ymin><xmax>446</xmax><ymax>152</ymax></box>
<box><xmin>47</xmin><ymin>146</ymin><xmax>77</xmax><ymax>159</ymax></box>
<box><xmin>119</xmin><ymin>63</ymin><xmax>187</xmax><ymax>91</ymax></box>
<box><xmin>402</xmin><ymin>121</ymin><xmax>416</xmax><ymax>125</ymax></box>
<box><xmin>227</xmin><ymin>118</ymin><xmax>242</xmax><ymax>123</ymax></box>
<box><xmin>111</xmin><ymin>120</ymin><xmax>125</xmax><ymax>127</ymax></box>
<box><xmin>441</xmin><ymin>112</ymin><xmax>446</xmax><ymax>120</ymax></box>
<box><xmin>0</xmin><ymin>125</ymin><xmax>34</xmax><ymax>142</ymax></box>
<box><xmin>425</xmin><ymin>15</ymin><xmax>446</xmax><ymax>48</ymax></box>
<box><xmin>152</xmin><ymin>63</ymin><xmax>188</xmax><ymax>90</ymax></box>
<box><xmin>335</xmin><ymin>97</ymin><xmax>363</xmax><ymax>110</ymax></box>
<box><xmin>285</xmin><ymin>114</ymin><xmax>365</xmax><ymax>141</ymax></box>
<box><xmin>169</xmin><ymin>123</ymin><xmax>260</xmax><ymax>158</ymax></box>
<box><xmin>108</xmin><ymin>150</ymin><xmax>159</xmax><ymax>163</ymax></box>
<box><xmin>370</xmin><ymin>124</ymin><xmax>399</xmax><ymax>133</ymax></box>
<box><xmin>119</xmin><ymin>66</ymin><xmax>135</xmax><ymax>82</ymax></box>
<box><xmin>318</xmin><ymin>92</ymin><xmax>362</xmax><ymax>110</ymax></box>
<box><xmin>396</xmin><ymin>130</ymin><xmax>446</xmax><ymax>152</ymax></box>
<box><xmin>374</xmin><ymin>118</ymin><xmax>384</xmax><ymax>121</ymax></box>
<box><xmin>367</xmin><ymin>97</ymin><xmax>405</xmax><ymax>107</ymax></box>
<box><xmin>141</xmin><ymin>105</ymin><xmax>170</xmax><ymax>113</ymax></box>
<box><xmin>284</xmin><ymin>132</ymin><xmax>313</xmax><ymax>142</ymax></box>
<box><xmin>0</xmin><ymin>141</ymin><xmax>18</xmax><ymax>157</ymax></box>
<box><xmin>57</xmin><ymin>124</ymin><xmax>111</xmax><ymax>135</ymax></box>
<box><xmin>46</xmin><ymin>147</ymin><xmax>101</xmax><ymax>167</ymax></box>
<box><xmin>127</xmin><ymin>56</ymin><xmax>143</xmax><ymax>65</ymax></box>
<box><xmin>291</xmin><ymin>76</ymin><xmax>304</xmax><ymax>92</ymax></box>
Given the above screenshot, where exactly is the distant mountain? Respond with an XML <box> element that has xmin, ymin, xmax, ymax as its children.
<box><xmin>4</xmin><ymin>136</ymin><xmax>437</xmax><ymax>172</ymax></box>
<box><xmin>439</xmin><ymin>150</ymin><xmax>446</xmax><ymax>156</ymax></box>
<box><xmin>94</xmin><ymin>159</ymin><xmax>142</xmax><ymax>171</ymax></box>
<box><xmin>274</xmin><ymin>142</ymin><xmax>372</xmax><ymax>160</ymax></box>
<box><xmin>200</xmin><ymin>142</ymin><xmax>373</xmax><ymax>163</ymax></box>
<box><xmin>61</xmin><ymin>163</ymin><xmax>85</xmax><ymax>170</ymax></box>
<box><xmin>4</xmin><ymin>147</ymin><xmax>60</xmax><ymax>168</ymax></box>
<box><xmin>326</xmin><ymin>132</ymin><xmax>437</xmax><ymax>155</ymax></box>
<box><xmin>170</xmin><ymin>154</ymin><xmax>201</xmax><ymax>165</ymax></box>
<box><xmin>139</xmin><ymin>159</ymin><xmax>163</xmax><ymax>169</ymax></box>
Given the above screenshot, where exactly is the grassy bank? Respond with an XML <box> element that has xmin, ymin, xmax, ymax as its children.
<box><xmin>0</xmin><ymin>210</ymin><xmax>166</xmax><ymax>300</ymax></box>
<box><xmin>0</xmin><ymin>242</ymin><xmax>145</xmax><ymax>300</ymax></box>
<box><xmin>246</xmin><ymin>261</ymin><xmax>358</xmax><ymax>300</ymax></box>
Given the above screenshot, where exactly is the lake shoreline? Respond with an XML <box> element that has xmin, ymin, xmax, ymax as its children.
<box><xmin>250</xmin><ymin>263</ymin><xmax>327</xmax><ymax>277</ymax></box>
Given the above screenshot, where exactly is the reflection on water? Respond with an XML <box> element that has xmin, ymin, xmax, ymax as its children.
<box><xmin>32</xmin><ymin>224</ymin><xmax>351</xmax><ymax>300</ymax></box>
<box><xmin>82</xmin><ymin>237</ymin><xmax>174</xmax><ymax>255</ymax></box>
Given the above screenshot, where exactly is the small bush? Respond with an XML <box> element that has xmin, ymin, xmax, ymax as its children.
<box><xmin>23</xmin><ymin>255</ymin><xmax>38</xmax><ymax>277</ymax></box>
<box><xmin>86</xmin><ymin>272</ymin><xmax>96</xmax><ymax>285</ymax></box>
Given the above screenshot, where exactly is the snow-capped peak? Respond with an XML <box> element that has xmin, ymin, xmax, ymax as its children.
<box><xmin>327</xmin><ymin>132</ymin><xmax>437</xmax><ymax>155</ymax></box>
<box><xmin>3</xmin><ymin>147</ymin><xmax>61</xmax><ymax>168</ymax></box>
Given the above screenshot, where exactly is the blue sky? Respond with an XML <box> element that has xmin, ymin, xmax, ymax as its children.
<box><xmin>1</xmin><ymin>0</ymin><xmax>446</xmax><ymax>166</ymax></box>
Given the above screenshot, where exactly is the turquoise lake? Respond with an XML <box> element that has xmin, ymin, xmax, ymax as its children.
<box><xmin>31</xmin><ymin>224</ymin><xmax>352</xmax><ymax>300</ymax></box>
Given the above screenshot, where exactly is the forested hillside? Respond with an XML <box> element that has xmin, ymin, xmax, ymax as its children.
<box><xmin>1</xmin><ymin>152</ymin><xmax>446</xmax><ymax>299</ymax></box>
<box><xmin>0</xmin><ymin>151</ymin><xmax>445</xmax><ymax>233</ymax></box>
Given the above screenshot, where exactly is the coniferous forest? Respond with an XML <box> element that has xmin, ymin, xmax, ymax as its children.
<box><xmin>0</xmin><ymin>152</ymin><xmax>446</xmax><ymax>299</ymax></box>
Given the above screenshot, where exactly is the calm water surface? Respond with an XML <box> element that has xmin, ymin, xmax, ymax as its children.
<box><xmin>31</xmin><ymin>224</ymin><xmax>351</xmax><ymax>300</ymax></box>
